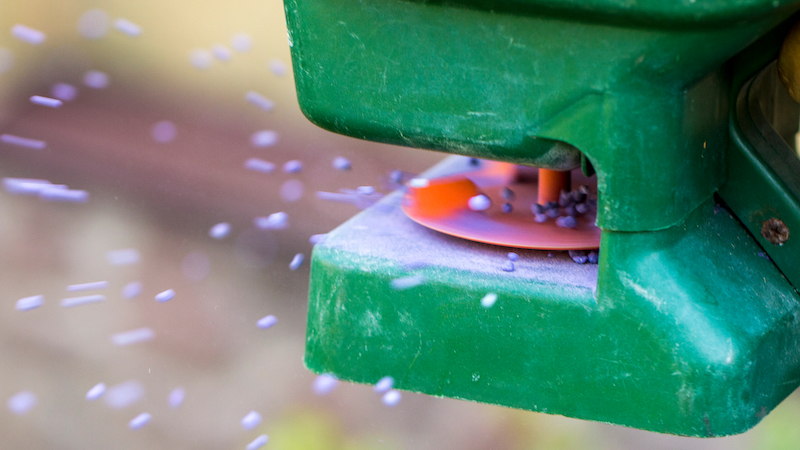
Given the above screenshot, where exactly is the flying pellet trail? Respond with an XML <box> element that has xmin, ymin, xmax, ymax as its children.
<box><xmin>1</xmin><ymin>134</ymin><xmax>46</xmax><ymax>149</ymax></box>
<box><xmin>29</xmin><ymin>95</ymin><xmax>62</xmax><ymax>108</ymax></box>
<box><xmin>111</xmin><ymin>328</ymin><xmax>155</xmax><ymax>346</ymax></box>
<box><xmin>11</xmin><ymin>24</ymin><xmax>45</xmax><ymax>45</ymax></box>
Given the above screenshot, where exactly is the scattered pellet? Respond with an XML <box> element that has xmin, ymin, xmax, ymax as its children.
<box><xmin>545</xmin><ymin>208</ymin><xmax>560</xmax><ymax>218</ymax></box>
<box><xmin>11</xmin><ymin>24</ymin><xmax>45</xmax><ymax>45</ymax></box>
<box><xmin>390</xmin><ymin>170</ymin><xmax>404</xmax><ymax>184</ymax></box>
<box><xmin>257</xmin><ymin>315</ymin><xmax>278</xmax><ymax>329</ymax></box>
<box><xmin>83</xmin><ymin>70</ymin><xmax>109</xmax><ymax>89</ymax></box>
<box><xmin>408</xmin><ymin>178</ymin><xmax>429</xmax><ymax>188</ymax></box>
<box><xmin>575</xmin><ymin>203</ymin><xmax>589</xmax><ymax>214</ymax></box>
<box><xmin>280</xmin><ymin>179</ymin><xmax>304</xmax><ymax>202</ymax></box>
<box><xmin>269</xmin><ymin>59</ymin><xmax>287</xmax><ymax>76</ymax></box>
<box><xmin>4</xmin><ymin>179</ymin><xmax>56</xmax><ymax>194</ymax></box>
<box><xmin>500</xmin><ymin>187</ymin><xmax>515</xmax><ymax>201</ymax></box>
<box><xmin>241</xmin><ymin>411</ymin><xmax>262</xmax><ymax>430</ymax></box>
<box><xmin>106</xmin><ymin>248</ymin><xmax>140</xmax><ymax>265</ymax></box>
<box><xmin>578</xmin><ymin>185</ymin><xmax>590</xmax><ymax>195</ymax></box>
<box><xmin>587</xmin><ymin>251</ymin><xmax>599</xmax><ymax>264</ymax></box>
<box><xmin>283</xmin><ymin>160</ymin><xmax>303</xmax><ymax>173</ymax></box>
<box><xmin>15</xmin><ymin>295</ymin><xmax>44</xmax><ymax>311</ymax></box>
<box><xmin>60</xmin><ymin>295</ymin><xmax>105</xmax><ymax>307</ymax></box>
<box><xmin>555</xmin><ymin>216</ymin><xmax>577</xmax><ymax>228</ymax></box>
<box><xmin>151</xmin><ymin>120</ymin><xmax>177</xmax><ymax>143</ymax></box>
<box><xmin>390</xmin><ymin>274</ymin><xmax>425</xmax><ymax>290</ymax></box>
<box><xmin>309</xmin><ymin>234</ymin><xmax>327</xmax><ymax>245</ymax></box>
<box><xmin>468</xmin><ymin>194</ymin><xmax>491</xmax><ymax>211</ymax></box>
<box><xmin>0</xmin><ymin>48</ymin><xmax>13</xmax><ymax>73</ymax></box>
<box><xmin>207</xmin><ymin>222</ymin><xmax>230</xmax><ymax>239</ymax></box>
<box><xmin>254</xmin><ymin>212</ymin><xmax>288</xmax><ymax>230</ymax></box>
<box><xmin>374</xmin><ymin>376</ymin><xmax>395</xmax><ymax>394</ymax></box>
<box><xmin>29</xmin><ymin>95</ymin><xmax>62</xmax><ymax>108</ymax></box>
<box><xmin>559</xmin><ymin>190</ymin><xmax>574</xmax><ymax>207</ymax></box>
<box><xmin>86</xmin><ymin>383</ymin><xmax>106</xmax><ymax>401</ymax></box>
<box><xmin>1</xmin><ymin>134</ymin><xmax>46</xmax><ymax>149</ymax></box>
<box><xmin>67</xmin><ymin>281</ymin><xmax>109</xmax><ymax>292</ymax></box>
<box><xmin>247</xmin><ymin>435</ymin><xmax>269</xmax><ymax>450</ymax></box>
<box><xmin>128</xmin><ymin>412</ymin><xmax>151</xmax><ymax>430</ymax></box>
<box><xmin>154</xmin><ymin>289</ymin><xmax>175</xmax><ymax>303</ymax></box>
<box><xmin>382</xmin><ymin>390</ymin><xmax>402</xmax><ymax>407</ymax></box>
<box><xmin>357</xmin><ymin>186</ymin><xmax>376</xmax><ymax>195</ymax></box>
<box><xmin>114</xmin><ymin>18</ymin><xmax>141</xmax><ymax>37</ymax></box>
<box><xmin>563</xmin><ymin>205</ymin><xmax>577</xmax><ymax>217</ymax></box>
<box><xmin>251</xmin><ymin>130</ymin><xmax>279</xmax><ymax>147</ymax></box>
<box><xmin>104</xmin><ymin>380</ymin><xmax>144</xmax><ymax>408</ymax></box>
<box><xmin>312</xmin><ymin>373</ymin><xmax>338</xmax><ymax>395</ymax></box>
<box><xmin>507</xmin><ymin>252</ymin><xmax>519</xmax><ymax>261</ymax></box>
<box><xmin>244</xmin><ymin>158</ymin><xmax>276</xmax><ymax>174</ymax></box>
<box><xmin>534</xmin><ymin>213</ymin><xmax>547</xmax><ymax>223</ymax></box>
<box><xmin>189</xmin><ymin>48</ymin><xmax>213</xmax><ymax>69</ymax></box>
<box><xmin>39</xmin><ymin>188</ymin><xmax>89</xmax><ymax>203</ymax></box>
<box><xmin>316</xmin><ymin>191</ymin><xmax>372</xmax><ymax>208</ymax></box>
<box><xmin>289</xmin><ymin>253</ymin><xmax>304</xmax><ymax>271</ymax></box>
<box><xmin>52</xmin><ymin>83</ymin><xmax>78</xmax><ymax>101</ymax></box>
<box><xmin>245</xmin><ymin>91</ymin><xmax>274</xmax><ymax>112</ymax></box>
<box><xmin>480</xmin><ymin>292</ymin><xmax>498</xmax><ymax>308</ymax></box>
<box><xmin>168</xmin><ymin>387</ymin><xmax>185</xmax><ymax>408</ymax></box>
<box><xmin>231</xmin><ymin>33</ymin><xmax>252</xmax><ymax>52</ymax></box>
<box><xmin>568</xmin><ymin>250</ymin><xmax>588</xmax><ymax>264</ymax></box>
<box><xmin>501</xmin><ymin>203</ymin><xmax>513</xmax><ymax>213</ymax></box>
<box><xmin>78</xmin><ymin>9</ymin><xmax>109</xmax><ymax>39</ymax></box>
<box><xmin>7</xmin><ymin>391</ymin><xmax>36</xmax><ymax>415</ymax></box>
<box><xmin>501</xmin><ymin>261</ymin><xmax>515</xmax><ymax>272</ymax></box>
<box><xmin>110</xmin><ymin>328</ymin><xmax>155</xmax><ymax>346</ymax></box>
<box><xmin>182</xmin><ymin>252</ymin><xmax>210</xmax><ymax>281</ymax></box>
<box><xmin>572</xmin><ymin>190</ymin><xmax>587</xmax><ymax>203</ymax></box>
<box><xmin>469</xmin><ymin>158</ymin><xmax>480</xmax><ymax>166</ymax></box>
<box><xmin>122</xmin><ymin>281</ymin><xmax>142</xmax><ymax>299</ymax></box>
<box><xmin>531</xmin><ymin>203</ymin><xmax>545</xmax><ymax>215</ymax></box>
<box><xmin>211</xmin><ymin>44</ymin><xmax>232</xmax><ymax>61</ymax></box>
<box><xmin>324</xmin><ymin>188</ymin><xmax>377</xmax><ymax>206</ymax></box>
<box><xmin>332</xmin><ymin>156</ymin><xmax>351</xmax><ymax>171</ymax></box>
<box><xmin>3</xmin><ymin>178</ymin><xmax>61</xmax><ymax>195</ymax></box>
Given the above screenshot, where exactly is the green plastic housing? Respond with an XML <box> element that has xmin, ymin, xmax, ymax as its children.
<box><xmin>284</xmin><ymin>0</ymin><xmax>800</xmax><ymax>436</ymax></box>
<box><xmin>286</xmin><ymin>0</ymin><xmax>800</xmax><ymax>231</ymax></box>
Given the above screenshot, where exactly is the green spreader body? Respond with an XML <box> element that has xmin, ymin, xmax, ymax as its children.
<box><xmin>284</xmin><ymin>0</ymin><xmax>800</xmax><ymax>436</ymax></box>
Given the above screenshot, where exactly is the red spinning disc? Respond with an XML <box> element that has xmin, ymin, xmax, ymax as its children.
<box><xmin>402</xmin><ymin>161</ymin><xmax>601</xmax><ymax>250</ymax></box>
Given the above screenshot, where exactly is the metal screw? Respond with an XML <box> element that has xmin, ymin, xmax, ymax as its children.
<box><xmin>761</xmin><ymin>217</ymin><xmax>789</xmax><ymax>246</ymax></box>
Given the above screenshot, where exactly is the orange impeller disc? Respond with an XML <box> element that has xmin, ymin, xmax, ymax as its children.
<box><xmin>402</xmin><ymin>161</ymin><xmax>600</xmax><ymax>250</ymax></box>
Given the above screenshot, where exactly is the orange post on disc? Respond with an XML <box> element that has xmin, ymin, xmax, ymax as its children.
<box><xmin>537</xmin><ymin>169</ymin><xmax>570</xmax><ymax>205</ymax></box>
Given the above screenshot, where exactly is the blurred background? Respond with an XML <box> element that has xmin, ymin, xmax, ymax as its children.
<box><xmin>0</xmin><ymin>1</ymin><xmax>798</xmax><ymax>449</ymax></box>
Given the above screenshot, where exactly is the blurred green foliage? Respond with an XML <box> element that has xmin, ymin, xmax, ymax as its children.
<box><xmin>265</xmin><ymin>409</ymin><xmax>401</xmax><ymax>450</ymax></box>
<box><xmin>753</xmin><ymin>393</ymin><xmax>800</xmax><ymax>450</ymax></box>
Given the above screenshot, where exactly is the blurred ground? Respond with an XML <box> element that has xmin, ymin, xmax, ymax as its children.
<box><xmin>0</xmin><ymin>1</ymin><xmax>798</xmax><ymax>449</ymax></box>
